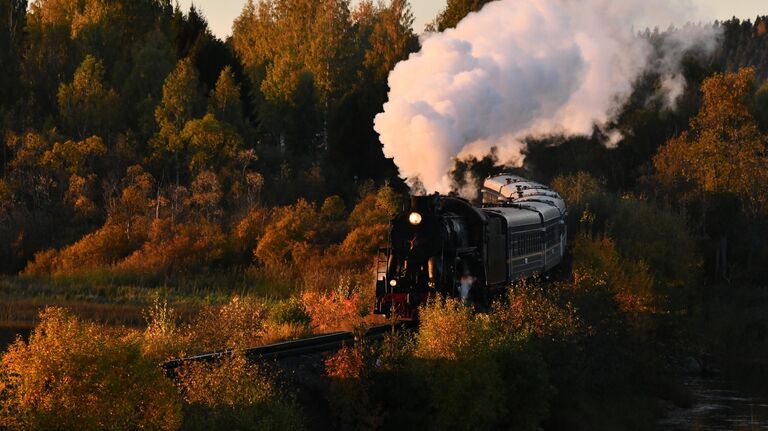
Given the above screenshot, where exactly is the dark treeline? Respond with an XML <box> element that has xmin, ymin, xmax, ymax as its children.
<box><xmin>509</xmin><ymin>18</ymin><xmax>768</xmax><ymax>284</ymax></box>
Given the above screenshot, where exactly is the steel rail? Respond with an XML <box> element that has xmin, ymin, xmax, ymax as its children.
<box><xmin>161</xmin><ymin>321</ymin><xmax>417</xmax><ymax>377</ymax></box>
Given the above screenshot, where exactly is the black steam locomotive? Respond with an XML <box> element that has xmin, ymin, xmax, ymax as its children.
<box><xmin>374</xmin><ymin>174</ymin><xmax>567</xmax><ymax>318</ymax></box>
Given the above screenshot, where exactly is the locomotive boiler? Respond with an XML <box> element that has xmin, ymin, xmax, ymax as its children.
<box><xmin>374</xmin><ymin>174</ymin><xmax>567</xmax><ymax>318</ymax></box>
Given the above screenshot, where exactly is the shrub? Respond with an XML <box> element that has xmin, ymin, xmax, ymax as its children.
<box><xmin>325</xmin><ymin>344</ymin><xmax>366</xmax><ymax>380</ymax></box>
<box><xmin>301</xmin><ymin>276</ymin><xmax>366</xmax><ymax>333</ymax></box>
<box><xmin>268</xmin><ymin>297</ymin><xmax>311</xmax><ymax>327</ymax></box>
<box><xmin>24</xmin><ymin>220</ymin><xmax>147</xmax><ymax>276</ymax></box>
<box><xmin>232</xmin><ymin>206</ymin><xmax>269</xmax><ymax>260</ymax></box>
<box><xmin>22</xmin><ymin>248</ymin><xmax>59</xmax><ymax>276</ymax></box>
<box><xmin>324</xmin><ymin>344</ymin><xmax>379</xmax><ymax>431</ymax></box>
<box><xmin>177</xmin><ymin>353</ymin><xmax>304</xmax><ymax>431</ymax></box>
<box><xmin>320</xmin><ymin>195</ymin><xmax>346</xmax><ymax>221</ymax></box>
<box><xmin>347</xmin><ymin>184</ymin><xmax>401</xmax><ymax>230</ymax></box>
<box><xmin>302</xmin><ymin>290</ymin><xmax>362</xmax><ymax>333</ymax></box>
<box><xmin>401</xmin><ymin>298</ymin><xmax>552</xmax><ymax>431</ymax></box>
<box><xmin>605</xmin><ymin>197</ymin><xmax>701</xmax><ymax>295</ymax></box>
<box><xmin>493</xmin><ymin>280</ymin><xmax>581</xmax><ymax>341</ymax></box>
<box><xmin>142</xmin><ymin>298</ymin><xmax>191</xmax><ymax>361</ymax></box>
<box><xmin>339</xmin><ymin>223</ymin><xmax>388</xmax><ymax>257</ymax></box>
<box><xmin>572</xmin><ymin>233</ymin><xmax>655</xmax><ymax>315</ymax></box>
<box><xmin>415</xmin><ymin>297</ymin><xmax>492</xmax><ymax>360</ymax></box>
<box><xmin>0</xmin><ymin>307</ymin><xmax>181</xmax><ymax>430</ymax></box>
<box><xmin>187</xmin><ymin>296</ymin><xmax>267</xmax><ymax>352</ymax></box>
<box><xmin>117</xmin><ymin>218</ymin><xmax>226</xmax><ymax>276</ymax></box>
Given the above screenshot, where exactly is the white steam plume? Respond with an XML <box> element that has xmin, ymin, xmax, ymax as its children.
<box><xmin>374</xmin><ymin>0</ymin><xmax>719</xmax><ymax>193</ymax></box>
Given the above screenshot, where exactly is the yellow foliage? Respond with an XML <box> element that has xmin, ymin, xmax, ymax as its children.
<box><xmin>415</xmin><ymin>297</ymin><xmax>492</xmax><ymax>361</ymax></box>
<box><xmin>232</xmin><ymin>206</ymin><xmax>270</xmax><ymax>254</ymax></box>
<box><xmin>189</xmin><ymin>170</ymin><xmax>223</xmax><ymax>220</ymax></box>
<box><xmin>493</xmin><ymin>282</ymin><xmax>581</xmax><ymax>340</ymax></box>
<box><xmin>41</xmin><ymin>136</ymin><xmax>107</xmax><ymax>176</ymax></box>
<box><xmin>0</xmin><ymin>307</ymin><xmax>181</xmax><ymax>430</ymax></box>
<box><xmin>347</xmin><ymin>184</ymin><xmax>401</xmax><ymax>229</ymax></box>
<box><xmin>572</xmin><ymin>234</ymin><xmax>655</xmax><ymax>314</ymax></box>
<box><xmin>340</xmin><ymin>223</ymin><xmax>388</xmax><ymax>256</ymax></box>
<box><xmin>181</xmin><ymin>114</ymin><xmax>243</xmax><ymax>174</ymax></box>
<box><xmin>320</xmin><ymin>195</ymin><xmax>346</xmax><ymax>220</ymax></box>
<box><xmin>176</xmin><ymin>353</ymin><xmax>274</xmax><ymax>408</ymax></box>
<box><xmin>118</xmin><ymin>165</ymin><xmax>154</xmax><ymax>218</ymax></box>
<box><xmin>174</xmin><ymin>351</ymin><xmax>304</xmax><ymax>430</ymax></box>
<box><xmin>654</xmin><ymin>67</ymin><xmax>768</xmax><ymax>215</ymax></box>
<box><xmin>551</xmin><ymin>171</ymin><xmax>604</xmax><ymax>207</ymax></box>
<box><xmin>188</xmin><ymin>297</ymin><xmax>267</xmax><ymax>352</ymax></box>
<box><xmin>142</xmin><ymin>298</ymin><xmax>191</xmax><ymax>361</ymax></box>
<box><xmin>22</xmin><ymin>248</ymin><xmax>59</xmax><ymax>276</ymax></box>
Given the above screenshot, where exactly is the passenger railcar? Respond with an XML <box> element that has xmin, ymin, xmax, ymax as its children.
<box><xmin>374</xmin><ymin>174</ymin><xmax>567</xmax><ymax>318</ymax></box>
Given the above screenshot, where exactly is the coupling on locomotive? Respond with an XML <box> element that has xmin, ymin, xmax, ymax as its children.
<box><xmin>374</xmin><ymin>174</ymin><xmax>567</xmax><ymax>318</ymax></box>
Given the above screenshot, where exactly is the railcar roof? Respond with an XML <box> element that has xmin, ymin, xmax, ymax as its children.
<box><xmin>482</xmin><ymin>174</ymin><xmax>566</xmax><ymax>216</ymax></box>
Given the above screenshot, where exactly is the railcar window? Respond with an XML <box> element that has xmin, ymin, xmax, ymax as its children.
<box><xmin>510</xmin><ymin>231</ymin><xmax>543</xmax><ymax>256</ymax></box>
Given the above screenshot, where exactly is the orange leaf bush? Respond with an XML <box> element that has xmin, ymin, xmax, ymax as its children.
<box><xmin>301</xmin><ymin>275</ymin><xmax>367</xmax><ymax>333</ymax></box>
<box><xmin>325</xmin><ymin>345</ymin><xmax>365</xmax><ymax>379</ymax></box>
<box><xmin>117</xmin><ymin>218</ymin><xmax>225</xmax><ymax>276</ymax></box>
<box><xmin>24</xmin><ymin>219</ymin><xmax>147</xmax><ymax>276</ymax></box>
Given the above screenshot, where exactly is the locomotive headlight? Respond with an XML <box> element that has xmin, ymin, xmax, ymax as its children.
<box><xmin>389</xmin><ymin>279</ymin><xmax>397</xmax><ymax>287</ymax></box>
<box><xmin>408</xmin><ymin>212</ymin><xmax>422</xmax><ymax>225</ymax></box>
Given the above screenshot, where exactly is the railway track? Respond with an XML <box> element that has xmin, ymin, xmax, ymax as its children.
<box><xmin>161</xmin><ymin>321</ymin><xmax>418</xmax><ymax>377</ymax></box>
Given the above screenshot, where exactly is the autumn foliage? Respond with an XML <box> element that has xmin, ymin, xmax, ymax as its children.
<box><xmin>0</xmin><ymin>304</ymin><xmax>304</xmax><ymax>430</ymax></box>
<box><xmin>654</xmin><ymin>67</ymin><xmax>768</xmax><ymax>215</ymax></box>
<box><xmin>0</xmin><ymin>308</ymin><xmax>181</xmax><ymax>430</ymax></box>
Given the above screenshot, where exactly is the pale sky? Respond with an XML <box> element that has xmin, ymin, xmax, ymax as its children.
<box><xmin>178</xmin><ymin>0</ymin><xmax>767</xmax><ymax>41</ymax></box>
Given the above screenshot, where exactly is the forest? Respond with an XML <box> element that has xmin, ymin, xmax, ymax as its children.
<box><xmin>0</xmin><ymin>0</ymin><xmax>767</xmax><ymax>429</ymax></box>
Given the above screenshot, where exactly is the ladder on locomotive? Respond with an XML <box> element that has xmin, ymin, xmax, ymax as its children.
<box><xmin>375</xmin><ymin>247</ymin><xmax>389</xmax><ymax>282</ymax></box>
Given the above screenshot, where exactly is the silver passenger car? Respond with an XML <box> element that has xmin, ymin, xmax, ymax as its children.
<box><xmin>480</xmin><ymin>175</ymin><xmax>567</xmax><ymax>280</ymax></box>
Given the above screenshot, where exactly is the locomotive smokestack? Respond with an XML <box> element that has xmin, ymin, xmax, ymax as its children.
<box><xmin>410</xmin><ymin>194</ymin><xmax>439</xmax><ymax>216</ymax></box>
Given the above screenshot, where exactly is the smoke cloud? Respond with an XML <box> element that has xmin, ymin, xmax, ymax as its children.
<box><xmin>374</xmin><ymin>0</ymin><xmax>719</xmax><ymax>193</ymax></box>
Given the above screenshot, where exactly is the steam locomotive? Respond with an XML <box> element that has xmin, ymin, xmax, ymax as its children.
<box><xmin>374</xmin><ymin>174</ymin><xmax>567</xmax><ymax>318</ymax></box>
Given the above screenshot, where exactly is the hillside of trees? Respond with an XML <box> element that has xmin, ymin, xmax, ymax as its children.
<box><xmin>0</xmin><ymin>0</ymin><xmax>767</xmax><ymax>283</ymax></box>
